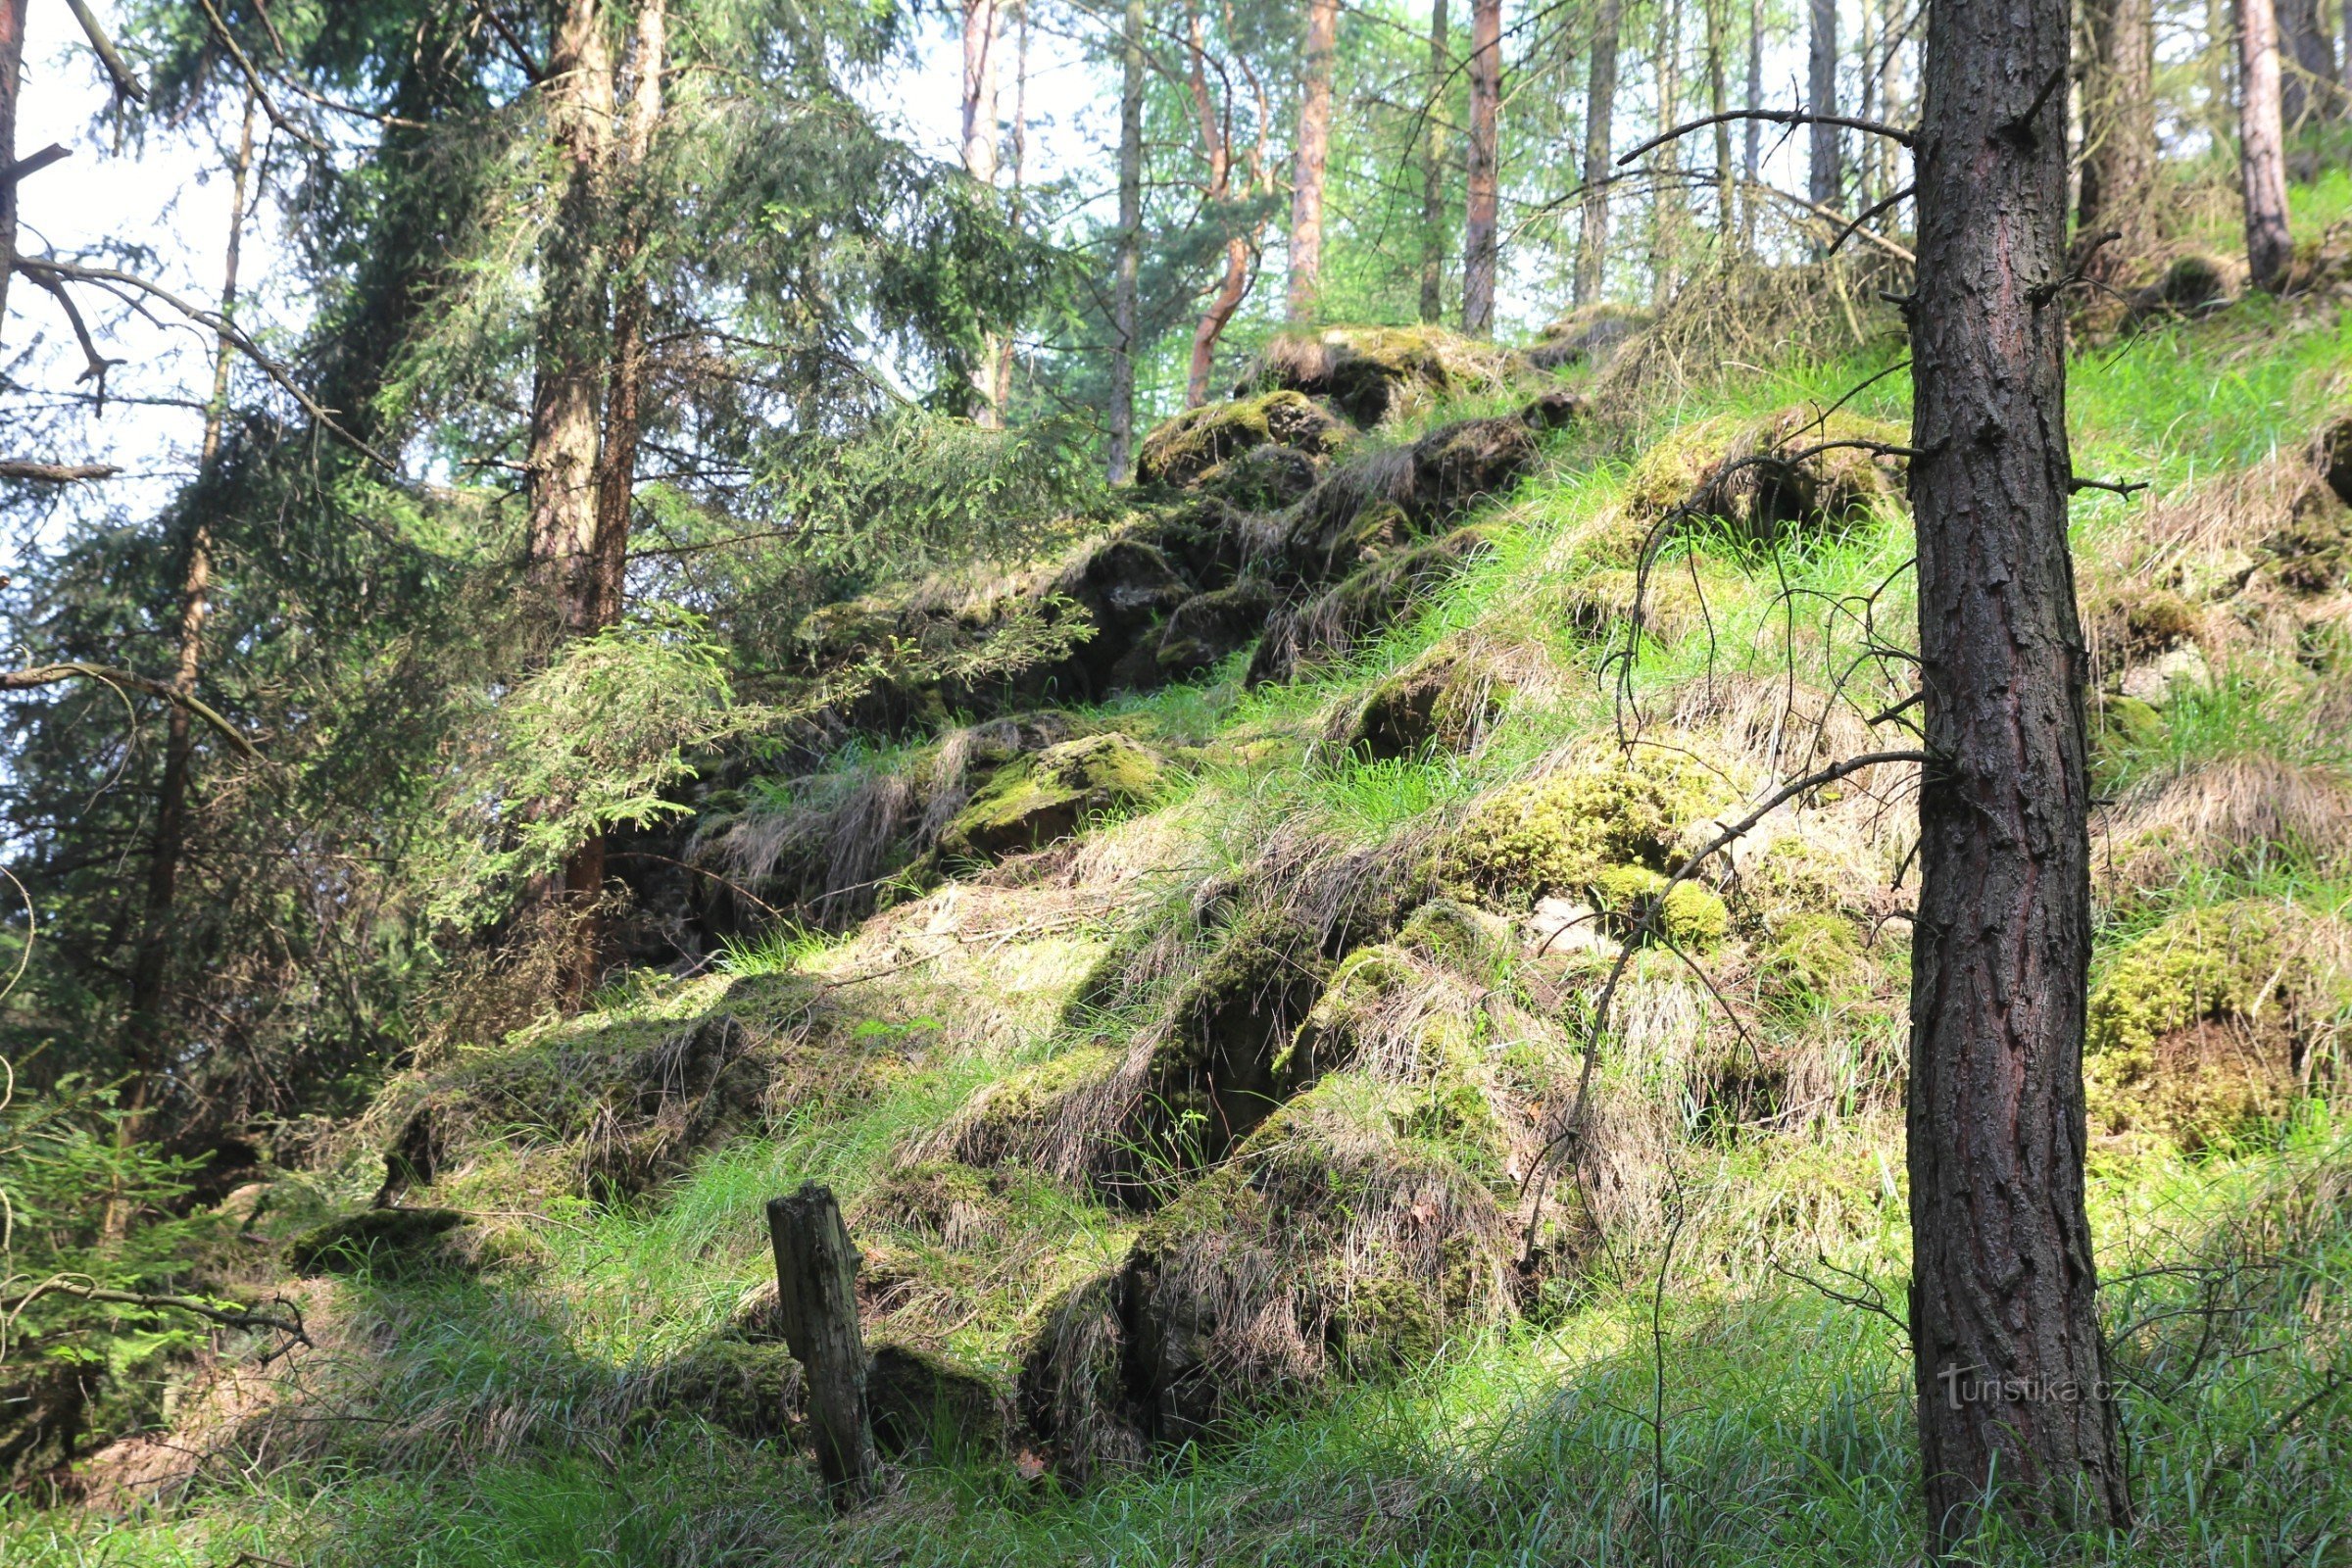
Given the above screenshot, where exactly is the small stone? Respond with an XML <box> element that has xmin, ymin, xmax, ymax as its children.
<box><xmin>1525</xmin><ymin>897</ymin><xmax>1610</xmax><ymax>956</ymax></box>
<box><xmin>2118</xmin><ymin>642</ymin><xmax>2209</xmax><ymax>708</ymax></box>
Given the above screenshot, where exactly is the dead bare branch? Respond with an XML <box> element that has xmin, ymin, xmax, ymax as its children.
<box><xmin>0</xmin><ymin>662</ymin><xmax>261</xmax><ymax>760</ymax></box>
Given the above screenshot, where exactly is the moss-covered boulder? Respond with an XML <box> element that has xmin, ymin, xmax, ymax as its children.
<box><xmin>1018</xmin><ymin>1071</ymin><xmax>1513</xmax><ymax>1468</ymax></box>
<box><xmin>1394</xmin><ymin>898</ymin><xmax>1516</xmax><ymax>974</ymax></box>
<box><xmin>1624</xmin><ymin>407</ymin><xmax>1905</xmax><ymax>548</ymax></box>
<box><xmin>944</xmin><ymin>1045</ymin><xmax>1121</xmax><ymax>1168</ymax></box>
<box><xmin>1243</xmin><ymin>325</ymin><xmax>1526</xmax><ymax>426</ymax></box>
<box><xmin>2263</xmin><ymin>416</ymin><xmax>2352</xmax><ymax>594</ymax></box>
<box><xmin>1136</xmin><ymin>391</ymin><xmax>1348</xmax><ymax>488</ymax></box>
<box><xmin>1248</xmin><ymin>523</ymin><xmax>1495</xmax><ymax>685</ymax></box>
<box><xmin>1328</xmin><ymin>643</ymin><xmax>1511</xmax><ymax>760</ymax></box>
<box><xmin>1591</xmin><ymin>864</ymin><xmax>1731</xmax><ymax>951</ymax></box>
<box><xmin>860</xmin><ymin>1160</ymin><xmax>1009</xmax><ymax>1249</ymax></box>
<box><xmin>2122</xmin><ymin>253</ymin><xmax>2230</xmax><ymax>329</ymax></box>
<box><xmin>1443</xmin><ymin>744</ymin><xmax>1746</xmax><ymax>912</ymax></box>
<box><xmin>1527</xmin><ymin>302</ymin><xmax>1650</xmax><ymax>370</ymax></box>
<box><xmin>1154</xmin><ymin>579</ymin><xmax>1277</xmax><ymax>676</ymax></box>
<box><xmin>1196</xmin><ymin>442</ymin><xmax>1324</xmax><ymax>511</ymax></box>
<box><xmin>1757</xmin><ymin>911</ymin><xmax>1866</xmax><ymax>1002</ymax></box>
<box><xmin>939</xmin><ymin>733</ymin><xmax>1169</xmax><ymax>862</ymax></box>
<box><xmin>867</xmin><ymin>1342</ymin><xmax>1009</xmax><ymax>1458</ymax></box>
<box><xmin>288</xmin><ymin>1207</ymin><xmax>467</xmax><ymax>1277</ymax></box>
<box><xmin>2085</xmin><ymin>901</ymin><xmax>2350</xmax><ymax>1147</ymax></box>
<box><xmin>635</xmin><ymin>1339</ymin><xmax>801</xmax><ymax>1443</ymax></box>
<box><xmin>1139</xmin><ymin>910</ymin><xmax>1332</xmax><ymax>1171</ymax></box>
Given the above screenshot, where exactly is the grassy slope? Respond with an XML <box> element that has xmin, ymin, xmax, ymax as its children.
<box><xmin>11</xmin><ymin>277</ymin><xmax>2352</xmax><ymax>1567</ymax></box>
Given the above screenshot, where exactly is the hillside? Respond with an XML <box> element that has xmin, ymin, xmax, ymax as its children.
<box><xmin>8</xmin><ymin>269</ymin><xmax>2348</xmax><ymax>1566</ymax></box>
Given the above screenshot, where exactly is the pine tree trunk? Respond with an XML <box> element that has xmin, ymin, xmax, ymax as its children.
<box><xmin>2239</xmin><ymin>0</ymin><xmax>2294</xmax><ymax>290</ymax></box>
<box><xmin>1741</xmin><ymin>0</ymin><xmax>1762</xmax><ymax>249</ymax></box>
<box><xmin>1107</xmin><ymin>0</ymin><xmax>1144</xmax><ymax>480</ymax></box>
<box><xmin>590</xmin><ymin>0</ymin><xmax>664</xmax><ymax>636</ymax></box>
<box><xmin>1705</xmin><ymin>0</ymin><xmax>1732</xmax><ymax>237</ymax></box>
<box><xmin>2279</xmin><ymin>0</ymin><xmax>2335</xmax><ymax>124</ymax></box>
<box><xmin>1908</xmin><ymin>0</ymin><xmax>2129</xmax><ymax>1543</ymax></box>
<box><xmin>1288</xmin><ymin>0</ymin><xmax>1339</xmax><ymax>321</ymax></box>
<box><xmin>962</xmin><ymin>0</ymin><xmax>1004</xmax><ymax>426</ymax></box>
<box><xmin>1574</xmin><ymin>0</ymin><xmax>1622</xmax><ymax>304</ymax></box>
<box><xmin>1183</xmin><ymin>2</ymin><xmax>1246</xmax><ymax>406</ymax></box>
<box><xmin>0</xmin><ymin>0</ymin><xmax>25</xmax><ymax>339</ymax></box>
<box><xmin>1460</xmin><ymin>0</ymin><xmax>1501</xmax><ymax>335</ymax></box>
<box><xmin>2078</xmin><ymin>0</ymin><xmax>2156</xmax><ymax>284</ymax></box>
<box><xmin>1807</xmin><ymin>0</ymin><xmax>1839</xmax><ymax>208</ymax></box>
<box><xmin>1647</xmin><ymin>0</ymin><xmax>1685</xmax><ymax>305</ymax></box>
<box><xmin>1420</xmin><ymin>0</ymin><xmax>1450</xmax><ymax>323</ymax></box>
<box><xmin>115</xmin><ymin>88</ymin><xmax>259</xmax><ymax>1173</ymax></box>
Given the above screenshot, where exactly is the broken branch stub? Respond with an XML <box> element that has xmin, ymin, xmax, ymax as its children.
<box><xmin>766</xmin><ymin>1182</ymin><xmax>877</xmax><ymax>1507</ymax></box>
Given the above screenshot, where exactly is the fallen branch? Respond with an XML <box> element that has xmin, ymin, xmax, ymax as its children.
<box><xmin>0</xmin><ymin>662</ymin><xmax>261</xmax><ymax>760</ymax></box>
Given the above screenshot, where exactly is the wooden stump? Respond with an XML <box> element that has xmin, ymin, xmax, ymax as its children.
<box><xmin>766</xmin><ymin>1182</ymin><xmax>876</xmax><ymax>1507</ymax></box>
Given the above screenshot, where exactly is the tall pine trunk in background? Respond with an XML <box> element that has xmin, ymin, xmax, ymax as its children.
<box><xmin>1182</xmin><ymin>1</ymin><xmax>1248</xmax><ymax>406</ymax></box>
<box><xmin>1460</xmin><ymin>0</ymin><xmax>1501</xmax><ymax>335</ymax></box>
<box><xmin>1908</xmin><ymin>0</ymin><xmax>2130</xmax><ymax>1541</ymax></box>
<box><xmin>2239</xmin><ymin>0</ymin><xmax>2293</xmax><ymax>290</ymax></box>
<box><xmin>1807</xmin><ymin>0</ymin><xmax>1839</xmax><ymax>210</ymax></box>
<box><xmin>1741</xmin><ymin>0</ymin><xmax>1762</xmax><ymax>249</ymax></box>
<box><xmin>1646</xmin><ymin>0</ymin><xmax>1685</xmax><ymax>304</ymax></box>
<box><xmin>528</xmin><ymin>0</ymin><xmax>614</xmax><ymax>1004</ymax></box>
<box><xmin>590</xmin><ymin>0</ymin><xmax>664</xmax><ymax>635</ymax></box>
<box><xmin>1107</xmin><ymin>0</ymin><xmax>1144</xmax><ymax>480</ymax></box>
<box><xmin>961</xmin><ymin>0</ymin><xmax>1004</xmax><ymax>425</ymax></box>
<box><xmin>1574</xmin><ymin>0</ymin><xmax>1622</xmax><ymax>303</ymax></box>
<box><xmin>1419</xmin><ymin>0</ymin><xmax>1450</xmax><ymax>322</ymax></box>
<box><xmin>1704</xmin><ymin>0</ymin><xmax>1732</xmax><ymax>240</ymax></box>
<box><xmin>1288</xmin><ymin>0</ymin><xmax>1339</xmax><ymax>321</ymax></box>
<box><xmin>116</xmin><ymin>88</ymin><xmax>259</xmax><ymax>1166</ymax></box>
<box><xmin>2279</xmin><ymin>0</ymin><xmax>2335</xmax><ymax>124</ymax></box>
<box><xmin>2078</xmin><ymin>0</ymin><xmax>2155</xmax><ymax>286</ymax></box>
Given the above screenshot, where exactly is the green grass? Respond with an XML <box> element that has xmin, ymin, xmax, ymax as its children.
<box><xmin>15</xmin><ymin>239</ymin><xmax>2352</xmax><ymax>1568</ymax></box>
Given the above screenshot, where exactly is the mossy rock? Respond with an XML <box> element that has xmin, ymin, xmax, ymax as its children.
<box><xmin>1140</xmin><ymin>910</ymin><xmax>1332</xmax><ymax>1172</ymax></box>
<box><xmin>938</xmin><ymin>733</ymin><xmax>1168</xmax><ymax>861</ymax></box>
<box><xmin>1527</xmin><ymin>302</ymin><xmax>1650</xmax><ymax>370</ymax></box>
<box><xmin>1248</xmin><ymin>523</ymin><xmax>1495</xmax><ymax>685</ymax></box>
<box><xmin>287</xmin><ymin>1207</ymin><xmax>466</xmax><ymax>1277</ymax></box>
<box><xmin>1281</xmin><ymin>943</ymin><xmax>1419</xmax><ymax>1084</ymax></box>
<box><xmin>1155</xmin><ymin>580</ymin><xmax>1277</xmax><ymax>676</ymax></box>
<box><xmin>949</xmin><ymin>1044</ymin><xmax>1120</xmax><ymax>1166</ymax></box>
<box><xmin>1759</xmin><ymin>912</ymin><xmax>1866</xmax><ymax>1000</ymax></box>
<box><xmin>2095</xmin><ymin>693</ymin><xmax>2169</xmax><ymax>752</ymax></box>
<box><xmin>2263</xmin><ymin>425</ymin><xmax>2352</xmax><ymax>593</ymax></box>
<box><xmin>1242</xmin><ymin>324</ymin><xmax>1526</xmax><ymax>426</ymax></box>
<box><xmin>1329</xmin><ymin>644</ymin><xmax>1511</xmax><ymax>760</ymax></box>
<box><xmin>1394</xmin><ymin>899</ymin><xmax>1515</xmax><ymax>975</ymax></box>
<box><xmin>1625</xmin><ymin>407</ymin><xmax>1905</xmax><ymax>547</ymax></box>
<box><xmin>1136</xmin><ymin>391</ymin><xmax>1348</xmax><ymax>488</ymax></box>
<box><xmin>2085</xmin><ymin>901</ymin><xmax>2349</xmax><ymax>1147</ymax></box>
<box><xmin>867</xmin><ymin>1341</ymin><xmax>1009</xmax><ymax>1458</ymax></box>
<box><xmin>1591</xmin><ymin>864</ymin><xmax>1730</xmax><ymax>951</ymax></box>
<box><xmin>861</xmin><ymin>1160</ymin><xmax>1009</xmax><ymax>1249</ymax></box>
<box><xmin>2123</xmin><ymin>253</ymin><xmax>2230</xmax><ymax>328</ymax></box>
<box><xmin>1196</xmin><ymin>443</ymin><xmax>1323</xmax><ymax>511</ymax></box>
<box><xmin>1443</xmin><ymin>745</ymin><xmax>1745</xmax><ymax>913</ymax></box>
<box><xmin>636</xmin><ymin>1339</ymin><xmax>800</xmax><ymax>1444</ymax></box>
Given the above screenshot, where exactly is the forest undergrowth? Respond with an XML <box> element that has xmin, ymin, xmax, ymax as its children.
<box><xmin>7</xmin><ymin>266</ymin><xmax>2352</xmax><ymax>1568</ymax></box>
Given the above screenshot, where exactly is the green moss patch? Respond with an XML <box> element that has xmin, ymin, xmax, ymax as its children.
<box><xmin>1136</xmin><ymin>391</ymin><xmax>1348</xmax><ymax>488</ymax></box>
<box><xmin>1329</xmin><ymin>643</ymin><xmax>1512</xmax><ymax>760</ymax></box>
<box><xmin>1624</xmin><ymin>407</ymin><xmax>1905</xmax><ymax>548</ymax></box>
<box><xmin>1592</xmin><ymin>864</ymin><xmax>1731</xmax><ymax>951</ymax></box>
<box><xmin>938</xmin><ymin>732</ymin><xmax>1169</xmax><ymax>862</ymax></box>
<box><xmin>288</xmin><ymin>1207</ymin><xmax>467</xmax><ymax>1278</ymax></box>
<box><xmin>1243</xmin><ymin>324</ymin><xmax>1527</xmax><ymax>426</ymax></box>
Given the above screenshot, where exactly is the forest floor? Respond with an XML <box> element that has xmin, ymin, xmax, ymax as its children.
<box><xmin>10</xmin><ymin>193</ymin><xmax>2352</xmax><ymax>1565</ymax></box>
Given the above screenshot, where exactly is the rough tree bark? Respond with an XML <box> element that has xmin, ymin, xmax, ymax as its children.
<box><xmin>767</xmin><ymin>1184</ymin><xmax>876</xmax><ymax>1508</ymax></box>
<box><xmin>1741</xmin><ymin>0</ymin><xmax>1761</xmax><ymax>248</ymax></box>
<box><xmin>589</xmin><ymin>0</ymin><xmax>664</xmax><ymax>636</ymax></box>
<box><xmin>116</xmin><ymin>88</ymin><xmax>259</xmax><ymax>1168</ymax></box>
<box><xmin>1419</xmin><ymin>0</ymin><xmax>1450</xmax><ymax>322</ymax></box>
<box><xmin>1107</xmin><ymin>0</ymin><xmax>1144</xmax><ymax>481</ymax></box>
<box><xmin>962</xmin><ymin>0</ymin><xmax>1004</xmax><ymax>425</ymax></box>
<box><xmin>2239</xmin><ymin>0</ymin><xmax>2294</xmax><ymax>291</ymax></box>
<box><xmin>1705</xmin><ymin>0</ymin><xmax>1733</xmax><ymax>236</ymax></box>
<box><xmin>1181</xmin><ymin>2</ymin><xmax>1254</xmax><ymax>407</ymax></box>
<box><xmin>1460</xmin><ymin>0</ymin><xmax>1501</xmax><ymax>335</ymax></box>
<box><xmin>1287</xmin><ymin>0</ymin><xmax>1339</xmax><ymax>321</ymax></box>
<box><xmin>1574</xmin><ymin>0</ymin><xmax>1622</xmax><ymax>304</ymax></box>
<box><xmin>2279</xmin><ymin>0</ymin><xmax>2335</xmax><ymax>124</ymax></box>
<box><xmin>527</xmin><ymin>0</ymin><xmax>615</xmax><ymax>1006</ymax></box>
<box><xmin>1907</xmin><ymin>0</ymin><xmax>2130</xmax><ymax>1544</ymax></box>
<box><xmin>1807</xmin><ymin>0</ymin><xmax>1839</xmax><ymax>209</ymax></box>
<box><xmin>1646</xmin><ymin>0</ymin><xmax>1685</xmax><ymax>304</ymax></box>
<box><xmin>0</xmin><ymin>0</ymin><xmax>24</xmax><ymax>336</ymax></box>
<box><xmin>2077</xmin><ymin>0</ymin><xmax>2155</xmax><ymax>286</ymax></box>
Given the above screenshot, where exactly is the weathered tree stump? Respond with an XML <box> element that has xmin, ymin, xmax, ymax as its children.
<box><xmin>766</xmin><ymin>1182</ymin><xmax>876</xmax><ymax>1507</ymax></box>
